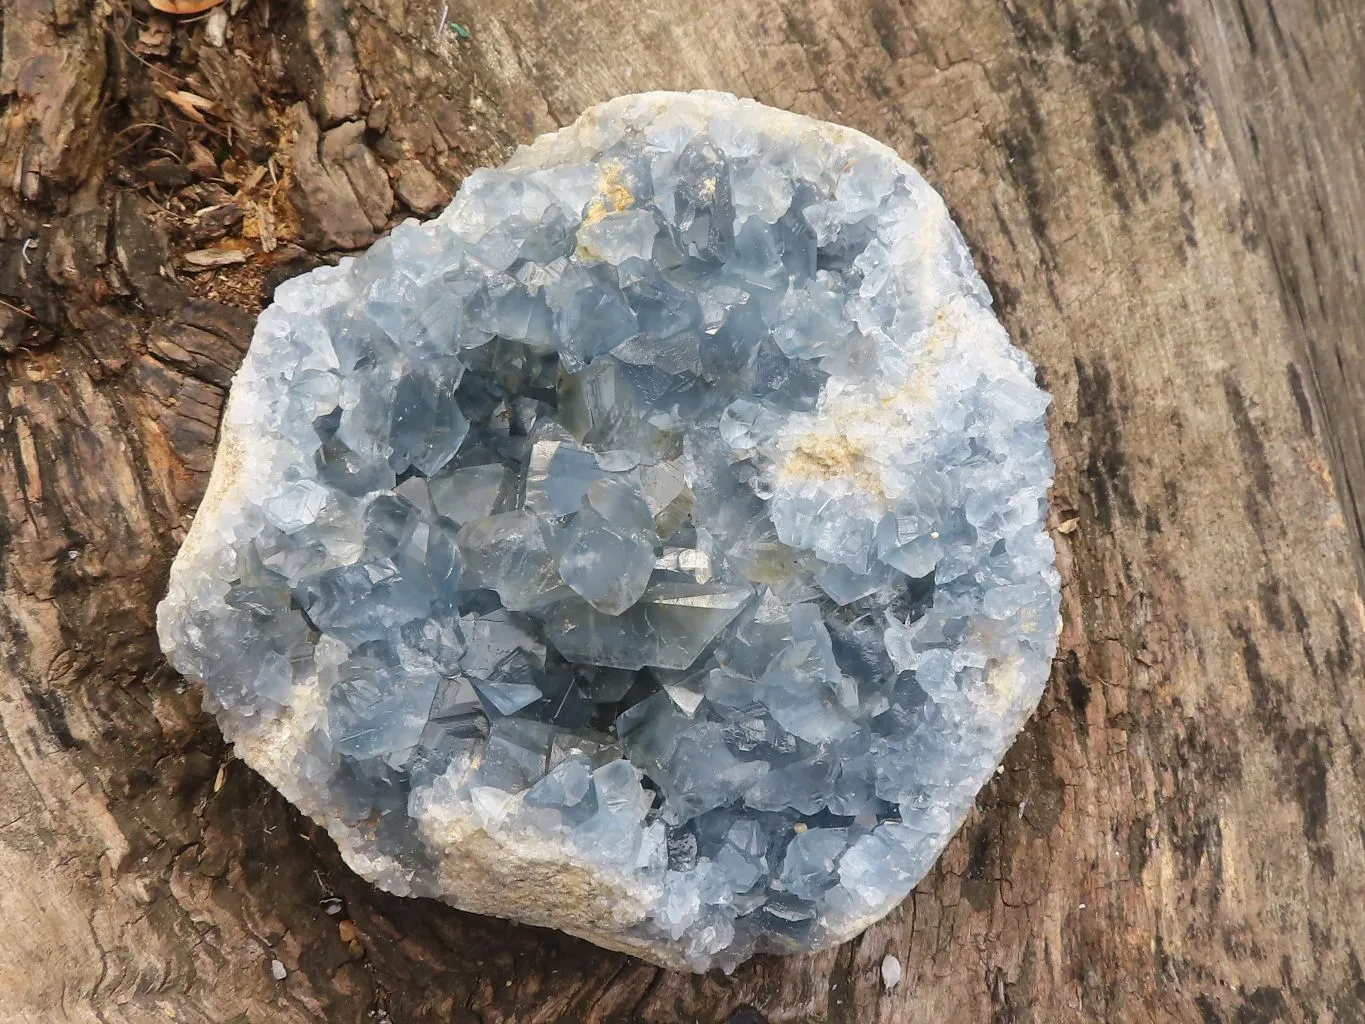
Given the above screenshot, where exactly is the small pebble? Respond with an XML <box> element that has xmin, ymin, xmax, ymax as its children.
<box><xmin>881</xmin><ymin>953</ymin><xmax>902</xmax><ymax>990</ymax></box>
<box><xmin>270</xmin><ymin>958</ymin><xmax>287</xmax><ymax>981</ymax></box>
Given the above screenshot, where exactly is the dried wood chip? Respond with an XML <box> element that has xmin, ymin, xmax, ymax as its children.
<box><xmin>204</xmin><ymin>5</ymin><xmax>229</xmax><ymax>47</ymax></box>
<box><xmin>161</xmin><ymin>90</ymin><xmax>218</xmax><ymax>124</ymax></box>
<box><xmin>192</xmin><ymin>202</ymin><xmax>245</xmax><ymax>242</ymax></box>
<box><xmin>135</xmin><ymin>19</ymin><xmax>172</xmax><ymax>56</ymax></box>
<box><xmin>187</xmin><ymin>141</ymin><xmax>219</xmax><ymax>178</ymax></box>
<box><xmin>239</xmin><ymin>164</ymin><xmax>268</xmax><ymax>193</ymax></box>
<box><xmin>251</xmin><ymin>201</ymin><xmax>278</xmax><ymax>253</ymax></box>
<box><xmin>183</xmin><ymin>248</ymin><xmax>248</xmax><ymax>269</ymax></box>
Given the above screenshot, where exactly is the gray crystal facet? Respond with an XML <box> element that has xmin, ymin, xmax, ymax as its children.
<box><xmin>157</xmin><ymin>90</ymin><xmax>1060</xmax><ymax>972</ymax></box>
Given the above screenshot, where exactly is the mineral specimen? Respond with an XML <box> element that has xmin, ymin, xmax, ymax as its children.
<box><xmin>158</xmin><ymin>90</ymin><xmax>1060</xmax><ymax>971</ymax></box>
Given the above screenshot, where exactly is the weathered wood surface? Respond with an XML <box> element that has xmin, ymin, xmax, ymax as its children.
<box><xmin>1</xmin><ymin>0</ymin><xmax>1363</xmax><ymax>1021</ymax></box>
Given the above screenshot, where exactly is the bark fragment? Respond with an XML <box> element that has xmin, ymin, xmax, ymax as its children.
<box><xmin>278</xmin><ymin>0</ymin><xmax>364</xmax><ymax>127</ymax></box>
<box><xmin>394</xmin><ymin>158</ymin><xmax>449</xmax><ymax>215</ymax></box>
<box><xmin>289</xmin><ymin>104</ymin><xmax>391</xmax><ymax>250</ymax></box>
<box><xmin>0</xmin><ymin>0</ymin><xmax>107</xmax><ymax>198</ymax></box>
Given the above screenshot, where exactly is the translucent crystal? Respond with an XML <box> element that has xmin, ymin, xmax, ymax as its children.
<box><xmin>778</xmin><ymin>827</ymin><xmax>848</xmax><ymax>900</ymax></box>
<box><xmin>546</xmin><ymin>580</ymin><xmax>751</xmax><ymax>670</ymax></box>
<box><xmin>556</xmin><ymin>478</ymin><xmax>658</xmax><ymax>614</ymax></box>
<box><xmin>455</xmin><ymin>510</ymin><xmax>567</xmax><ymax>610</ymax></box>
<box><xmin>158</xmin><ymin>91</ymin><xmax>1059</xmax><ymax>973</ymax></box>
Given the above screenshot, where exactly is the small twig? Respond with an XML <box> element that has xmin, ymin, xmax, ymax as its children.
<box><xmin>113</xmin><ymin>121</ymin><xmax>177</xmax><ymax>139</ymax></box>
<box><xmin>436</xmin><ymin>1</ymin><xmax>448</xmax><ymax>40</ymax></box>
<box><xmin>0</xmin><ymin>296</ymin><xmax>38</xmax><ymax>321</ymax></box>
<box><xmin>20</xmin><ymin>238</ymin><xmax>35</xmax><ymax>265</ymax></box>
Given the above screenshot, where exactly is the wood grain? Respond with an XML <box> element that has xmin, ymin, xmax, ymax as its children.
<box><xmin>0</xmin><ymin>0</ymin><xmax>1362</xmax><ymax>1021</ymax></box>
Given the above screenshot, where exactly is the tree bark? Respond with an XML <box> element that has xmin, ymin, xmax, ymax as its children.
<box><xmin>2</xmin><ymin>0</ymin><xmax>1364</xmax><ymax>1021</ymax></box>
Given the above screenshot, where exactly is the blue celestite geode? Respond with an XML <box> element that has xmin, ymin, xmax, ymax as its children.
<box><xmin>158</xmin><ymin>91</ymin><xmax>1060</xmax><ymax>971</ymax></box>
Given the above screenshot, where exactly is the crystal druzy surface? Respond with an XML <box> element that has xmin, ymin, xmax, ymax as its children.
<box><xmin>158</xmin><ymin>91</ymin><xmax>1060</xmax><ymax>971</ymax></box>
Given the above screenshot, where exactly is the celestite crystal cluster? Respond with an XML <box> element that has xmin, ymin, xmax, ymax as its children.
<box><xmin>158</xmin><ymin>92</ymin><xmax>1060</xmax><ymax>971</ymax></box>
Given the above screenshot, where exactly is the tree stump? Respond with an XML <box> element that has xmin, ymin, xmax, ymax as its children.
<box><xmin>1</xmin><ymin>1</ymin><xmax>1363</xmax><ymax>1021</ymax></box>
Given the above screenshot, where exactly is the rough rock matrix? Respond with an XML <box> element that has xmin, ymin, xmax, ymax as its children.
<box><xmin>158</xmin><ymin>91</ymin><xmax>1060</xmax><ymax>971</ymax></box>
